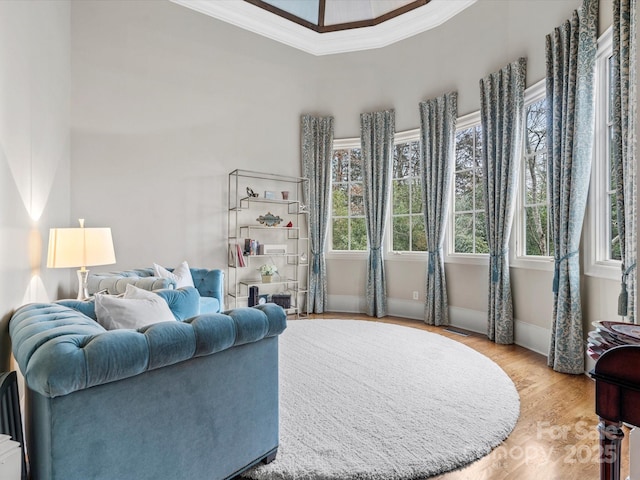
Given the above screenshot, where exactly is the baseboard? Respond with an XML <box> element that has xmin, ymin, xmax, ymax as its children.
<box><xmin>449</xmin><ymin>306</ymin><xmax>550</xmax><ymax>357</ymax></box>
<box><xmin>327</xmin><ymin>294</ymin><xmax>366</xmax><ymax>314</ymax></box>
<box><xmin>327</xmin><ymin>295</ymin><xmax>551</xmax><ymax>358</ymax></box>
<box><xmin>327</xmin><ymin>295</ymin><xmax>426</xmax><ymax>320</ymax></box>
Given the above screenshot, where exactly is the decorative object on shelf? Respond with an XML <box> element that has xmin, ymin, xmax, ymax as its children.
<box><xmin>47</xmin><ymin>218</ymin><xmax>116</xmax><ymax>300</ymax></box>
<box><xmin>264</xmin><ymin>191</ymin><xmax>276</xmax><ymax>200</ymax></box>
<box><xmin>299</xmin><ymin>204</ymin><xmax>308</xmax><ymax>213</ymax></box>
<box><xmin>281</xmin><ymin>191</ymin><xmax>289</xmax><ymax>200</ymax></box>
<box><xmin>272</xmin><ymin>293</ymin><xmax>291</xmax><ymax>309</ymax></box>
<box><xmin>258</xmin><ymin>244</ymin><xmax>287</xmax><ymax>255</ymax></box>
<box><xmin>286</xmin><ymin>221</ymin><xmax>293</xmax><ymax>228</ymax></box>
<box><xmin>300</xmin><ymin>252</ymin><xmax>307</xmax><ymax>263</ymax></box>
<box><xmin>244</xmin><ymin>238</ymin><xmax>260</xmax><ymax>255</ymax></box>
<box><xmin>258</xmin><ymin>264</ymin><xmax>278</xmax><ymax>283</ymax></box>
<box><xmin>248</xmin><ymin>286</ymin><xmax>259</xmax><ymax>307</ymax></box>
<box><xmin>257</xmin><ymin>212</ymin><xmax>282</xmax><ymax>227</ymax></box>
<box><xmin>246</xmin><ymin>187</ymin><xmax>259</xmax><ymax>198</ymax></box>
<box><xmin>258</xmin><ymin>294</ymin><xmax>269</xmax><ymax>305</ymax></box>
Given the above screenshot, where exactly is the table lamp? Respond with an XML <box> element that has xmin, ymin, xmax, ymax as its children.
<box><xmin>47</xmin><ymin>219</ymin><xmax>116</xmax><ymax>299</ymax></box>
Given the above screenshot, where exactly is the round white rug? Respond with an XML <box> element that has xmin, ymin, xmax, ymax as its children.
<box><xmin>243</xmin><ymin>319</ymin><xmax>520</xmax><ymax>480</ymax></box>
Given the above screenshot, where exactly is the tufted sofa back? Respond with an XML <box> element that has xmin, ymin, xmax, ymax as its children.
<box><xmin>10</xmin><ymin>301</ymin><xmax>286</xmax><ymax>398</ymax></box>
<box><xmin>87</xmin><ymin>267</ymin><xmax>224</xmax><ymax>312</ymax></box>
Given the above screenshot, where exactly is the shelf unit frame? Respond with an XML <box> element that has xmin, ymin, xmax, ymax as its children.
<box><xmin>227</xmin><ymin>169</ymin><xmax>310</xmax><ymax>317</ymax></box>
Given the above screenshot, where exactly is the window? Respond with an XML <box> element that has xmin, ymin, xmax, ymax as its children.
<box><xmin>391</xmin><ymin>137</ymin><xmax>426</xmax><ymax>252</ymax></box>
<box><xmin>331</xmin><ymin>145</ymin><xmax>367</xmax><ymax>251</ymax></box>
<box><xmin>452</xmin><ymin>118</ymin><xmax>487</xmax><ymax>255</ymax></box>
<box><xmin>605</xmin><ymin>54</ymin><xmax>621</xmax><ymax>261</ymax></box>
<box><xmin>520</xmin><ymin>93</ymin><xmax>553</xmax><ymax>258</ymax></box>
<box><xmin>586</xmin><ymin>27</ymin><xmax>620</xmax><ymax>278</ymax></box>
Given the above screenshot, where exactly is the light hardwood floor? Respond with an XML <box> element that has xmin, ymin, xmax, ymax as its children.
<box><xmin>299</xmin><ymin>313</ymin><xmax>630</xmax><ymax>480</ymax></box>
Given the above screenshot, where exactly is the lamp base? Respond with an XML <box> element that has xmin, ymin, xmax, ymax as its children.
<box><xmin>76</xmin><ymin>268</ymin><xmax>90</xmax><ymax>300</ymax></box>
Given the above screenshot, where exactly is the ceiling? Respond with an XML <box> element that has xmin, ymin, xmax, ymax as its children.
<box><xmin>170</xmin><ymin>0</ymin><xmax>477</xmax><ymax>56</ymax></box>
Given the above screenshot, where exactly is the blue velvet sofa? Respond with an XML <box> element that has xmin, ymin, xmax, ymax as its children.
<box><xmin>87</xmin><ymin>267</ymin><xmax>224</xmax><ymax>313</ymax></box>
<box><xmin>9</xmin><ymin>288</ymin><xmax>286</xmax><ymax>480</ymax></box>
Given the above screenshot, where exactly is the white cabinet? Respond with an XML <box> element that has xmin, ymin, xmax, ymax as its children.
<box><xmin>227</xmin><ymin>169</ymin><xmax>309</xmax><ymax>317</ymax></box>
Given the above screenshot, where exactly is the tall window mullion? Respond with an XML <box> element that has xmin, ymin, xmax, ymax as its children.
<box><xmin>331</xmin><ymin>148</ymin><xmax>366</xmax><ymax>251</ymax></box>
<box><xmin>453</xmin><ymin>124</ymin><xmax>486</xmax><ymax>254</ymax></box>
<box><xmin>391</xmin><ymin>139</ymin><xmax>425</xmax><ymax>253</ymax></box>
<box><xmin>607</xmin><ymin>54</ymin><xmax>621</xmax><ymax>261</ymax></box>
<box><xmin>521</xmin><ymin>95</ymin><xmax>552</xmax><ymax>258</ymax></box>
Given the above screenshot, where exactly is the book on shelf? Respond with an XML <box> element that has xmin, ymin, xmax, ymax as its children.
<box><xmin>236</xmin><ymin>244</ymin><xmax>246</xmax><ymax>267</ymax></box>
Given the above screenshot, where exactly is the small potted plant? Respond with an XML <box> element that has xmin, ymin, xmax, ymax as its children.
<box><xmin>258</xmin><ymin>264</ymin><xmax>278</xmax><ymax>283</ymax></box>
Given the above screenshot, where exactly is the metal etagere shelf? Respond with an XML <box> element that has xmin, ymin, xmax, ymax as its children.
<box><xmin>227</xmin><ymin>169</ymin><xmax>310</xmax><ymax>317</ymax></box>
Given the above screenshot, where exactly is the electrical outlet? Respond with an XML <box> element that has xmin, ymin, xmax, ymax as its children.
<box><xmin>412</xmin><ymin>291</ymin><xmax>419</xmax><ymax>300</ymax></box>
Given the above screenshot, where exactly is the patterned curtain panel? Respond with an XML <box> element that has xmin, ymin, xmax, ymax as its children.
<box><xmin>419</xmin><ymin>93</ymin><xmax>458</xmax><ymax>326</ymax></box>
<box><xmin>479</xmin><ymin>58</ymin><xmax>527</xmax><ymax>345</ymax></box>
<box><xmin>360</xmin><ymin>110</ymin><xmax>395</xmax><ymax>318</ymax></box>
<box><xmin>301</xmin><ymin>115</ymin><xmax>334</xmax><ymax>313</ymax></box>
<box><xmin>612</xmin><ymin>0</ymin><xmax>637</xmax><ymax>322</ymax></box>
<box><xmin>547</xmin><ymin>0</ymin><xmax>598</xmax><ymax>374</ymax></box>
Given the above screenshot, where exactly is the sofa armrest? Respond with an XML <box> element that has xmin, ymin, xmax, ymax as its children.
<box><xmin>10</xmin><ymin>302</ymin><xmax>286</xmax><ymax>398</ymax></box>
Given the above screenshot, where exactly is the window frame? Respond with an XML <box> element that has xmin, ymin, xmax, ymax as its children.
<box><xmin>328</xmin><ymin>131</ymin><xmax>429</xmax><ymax>261</ymax></box>
<box><xmin>585</xmin><ymin>26</ymin><xmax>621</xmax><ymax>280</ymax></box>
<box><xmin>327</xmin><ymin>137</ymin><xmax>368</xmax><ymax>258</ymax></box>
<box><xmin>386</xmin><ymin>128</ymin><xmax>428</xmax><ymax>261</ymax></box>
<box><xmin>511</xmin><ymin>79</ymin><xmax>554</xmax><ymax>271</ymax></box>
<box><xmin>444</xmin><ymin>111</ymin><xmax>488</xmax><ymax>266</ymax></box>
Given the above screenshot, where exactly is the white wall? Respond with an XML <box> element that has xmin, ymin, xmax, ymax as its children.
<box><xmin>71</xmin><ymin>0</ymin><xmax>320</xmax><ymax>270</ymax></box>
<box><xmin>0</xmin><ymin>0</ymin><xmax>71</xmax><ymax>370</ymax></box>
<box><xmin>69</xmin><ymin>0</ymin><xmax>621</xmax><ymax>356</ymax></box>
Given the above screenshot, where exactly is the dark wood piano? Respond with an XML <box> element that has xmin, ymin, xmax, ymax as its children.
<box><xmin>589</xmin><ymin>321</ymin><xmax>640</xmax><ymax>480</ymax></box>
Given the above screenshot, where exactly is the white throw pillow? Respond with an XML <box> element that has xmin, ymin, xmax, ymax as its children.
<box><xmin>95</xmin><ymin>284</ymin><xmax>176</xmax><ymax>330</ymax></box>
<box><xmin>153</xmin><ymin>261</ymin><xmax>195</xmax><ymax>289</ymax></box>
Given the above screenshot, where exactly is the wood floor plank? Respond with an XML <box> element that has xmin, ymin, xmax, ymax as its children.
<box><xmin>301</xmin><ymin>313</ymin><xmax>631</xmax><ymax>479</ymax></box>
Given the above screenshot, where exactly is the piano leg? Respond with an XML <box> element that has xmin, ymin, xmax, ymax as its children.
<box><xmin>599</xmin><ymin>419</ymin><xmax>625</xmax><ymax>480</ymax></box>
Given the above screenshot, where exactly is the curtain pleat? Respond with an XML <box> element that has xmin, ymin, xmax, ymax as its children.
<box><xmin>480</xmin><ymin>58</ymin><xmax>527</xmax><ymax>344</ymax></box>
<box><xmin>419</xmin><ymin>93</ymin><xmax>457</xmax><ymax>326</ymax></box>
<box><xmin>301</xmin><ymin>115</ymin><xmax>334</xmax><ymax>313</ymax></box>
<box><xmin>361</xmin><ymin>110</ymin><xmax>395</xmax><ymax>318</ymax></box>
<box><xmin>612</xmin><ymin>0</ymin><xmax>637</xmax><ymax>322</ymax></box>
<box><xmin>547</xmin><ymin>0</ymin><xmax>598</xmax><ymax>374</ymax></box>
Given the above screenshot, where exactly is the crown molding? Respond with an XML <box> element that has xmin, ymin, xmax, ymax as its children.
<box><xmin>170</xmin><ymin>0</ymin><xmax>477</xmax><ymax>56</ymax></box>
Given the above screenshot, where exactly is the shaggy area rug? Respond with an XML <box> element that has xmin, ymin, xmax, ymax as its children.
<box><xmin>242</xmin><ymin>320</ymin><xmax>520</xmax><ymax>480</ymax></box>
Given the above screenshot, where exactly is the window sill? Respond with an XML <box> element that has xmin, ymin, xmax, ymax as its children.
<box><xmin>510</xmin><ymin>256</ymin><xmax>554</xmax><ymax>272</ymax></box>
<box><xmin>326</xmin><ymin>251</ymin><xmax>368</xmax><ymax>261</ymax></box>
<box><xmin>387</xmin><ymin>251</ymin><xmax>428</xmax><ymax>262</ymax></box>
<box><xmin>444</xmin><ymin>253</ymin><xmax>489</xmax><ymax>266</ymax></box>
<box><xmin>585</xmin><ymin>260</ymin><xmax>622</xmax><ymax>281</ymax></box>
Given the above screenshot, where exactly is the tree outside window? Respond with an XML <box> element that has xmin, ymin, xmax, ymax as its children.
<box><xmin>607</xmin><ymin>55</ymin><xmax>621</xmax><ymax>261</ymax></box>
<box><xmin>453</xmin><ymin>125</ymin><xmax>487</xmax><ymax>254</ymax></box>
<box><xmin>392</xmin><ymin>140</ymin><xmax>426</xmax><ymax>252</ymax></box>
<box><xmin>331</xmin><ymin>148</ymin><xmax>367</xmax><ymax>251</ymax></box>
<box><xmin>522</xmin><ymin>97</ymin><xmax>553</xmax><ymax>257</ymax></box>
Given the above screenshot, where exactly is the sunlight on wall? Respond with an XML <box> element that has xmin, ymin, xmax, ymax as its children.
<box><xmin>22</xmin><ymin>274</ymin><xmax>49</xmax><ymax>305</ymax></box>
<box><xmin>3</xmin><ymin>145</ymin><xmax>60</xmax><ymax>223</ymax></box>
<box><xmin>29</xmin><ymin>227</ymin><xmax>41</xmax><ymax>271</ymax></box>
<box><xmin>22</xmin><ymin>228</ymin><xmax>51</xmax><ymax>304</ymax></box>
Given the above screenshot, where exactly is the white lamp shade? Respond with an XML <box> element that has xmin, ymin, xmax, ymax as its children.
<box><xmin>47</xmin><ymin>227</ymin><xmax>116</xmax><ymax>268</ymax></box>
